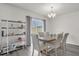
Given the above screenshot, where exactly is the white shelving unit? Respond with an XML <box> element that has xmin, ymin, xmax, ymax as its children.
<box><xmin>0</xmin><ymin>19</ymin><xmax>26</xmax><ymax>55</ymax></box>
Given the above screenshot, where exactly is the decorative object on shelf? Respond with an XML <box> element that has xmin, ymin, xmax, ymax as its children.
<box><xmin>2</xmin><ymin>27</ymin><xmax>7</xmax><ymax>29</ymax></box>
<box><xmin>2</xmin><ymin>31</ymin><xmax>4</xmax><ymax>37</ymax></box>
<box><xmin>11</xmin><ymin>32</ymin><xmax>14</xmax><ymax>36</ymax></box>
<box><xmin>21</xmin><ymin>24</ymin><xmax>23</xmax><ymax>28</ymax></box>
<box><xmin>17</xmin><ymin>24</ymin><xmax>24</xmax><ymax>29</ymax></box>
<box><xmin>18</xmin><ymin>37</ymin><xmax>22</xmax><ymax>42</ymax></box>
<box><xmin>2</xmin><ymin>47</ymin><xmax>8</xmax><ymax>53</ymax></box>
<box><xmin>11</xmin><ymin>24</ymin><xmax>13</xmax><ymax>27</ymax></box>
<box><xmin>11</xmin><ymin>44</ymin><xmax>16</xmax><ymax>49</ymax></box>
<box><xmin>48</xmin><ymin>6</ymin><xmax>56</xmax><ymax>18</ymax></box>
<box><xmin>23</xmin><ymin>32</ymin><xmax>26</xmax><ymax>34</ymax></box>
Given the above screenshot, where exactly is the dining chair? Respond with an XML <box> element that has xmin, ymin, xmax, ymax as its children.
<box><xmin>38</xmin><ymin>32</ymin><xmax>50</xmax><ymax>47</ymax></box>
<box><xmin>38</xmin><ymin>32</ymin><xmax>44</xmax><ymax>38</ymax></box>
<box><xmin>31</xmin><ymin>34</ymin><xmax>41</xmax><ymax>56</ymax></box>
<box><xmin>61</xmin><ymin>33</ymin><xmax>69</xmax><ymax>55</ymax></box>
<box><xmin>46</xmin><ymin>33</ymin><xmax>63</xmax><ymax>56</ymax></box>
<box><xmin>38</xmin><ymin>32</ymin><xmax>49</xmax><ymax>40</ymax></box>
<box><xmin>38</xmin><ymin>32</ymin><xmax>50</xmax><ymax>54</ymax></box>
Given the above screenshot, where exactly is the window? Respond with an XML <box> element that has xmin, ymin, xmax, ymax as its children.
<box><xmin>31</xmin><ymin>18</ymin><xmax>44</xmax><ymax>34</ymax></box>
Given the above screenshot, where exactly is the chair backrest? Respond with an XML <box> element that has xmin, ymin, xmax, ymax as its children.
<box><xmin>32</xmin><ymin>34</ymin><xmax>40</xmax><ymax>50</ymax></box>
<box><xmin>52</xmin><ymin>33</ymin><xmax>63</xmax><ymax>48</ymax></box>
<box><xmin>57</xmin><ymin>33</ymin><xmax>63</xmax><ymax>41</ymax></box>
<box><xmin>62</xmin><ymin>33</ymin><xmax>69</xmax><ymax>44</ymax></box>
<box><xmin>52</xmin><ymin>34</ymin><xmax>57</xmax><ymax>39</ymax></box>
<box><xmin>55</xmin><ymin>33</ymin><xmax>64</xmax><ymax>45</ymax></box>
<box><xmin>38</xmin><ymin>32</ymin><xmax>49</xmax><ymax>40</ymax></box>
<box><xmin>38</xmin><ymin>32</ymin><xmax>44</xmax><ymax>37</ymax></box>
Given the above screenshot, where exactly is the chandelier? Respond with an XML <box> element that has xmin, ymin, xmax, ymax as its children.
<box><xmin>48</xmin><ymin>6</ymin><xmax>56</xmax><ymax>18</ymax></box>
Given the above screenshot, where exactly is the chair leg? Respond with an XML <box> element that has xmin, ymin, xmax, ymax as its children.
<box><xmin>45</xmin><ymin>48</ymin><xmax>48</xmax><ymax>55</ymax></box>
<box><xmin>60</xmin><ymin>47</ymin><xmax>63</xmax><ymax>56</ymax></box>
<box><xmin>55</xmin><ymin>48</ymin><xmax>57</xmax><ymax>56</ymax></box>
<box><xmin>61</xmin><ymin>44</ymin><xmax>66</xmax><ymax>56</ymax></box>
<box><xmin>63</xmin><ymin>44</ymin><xmax>66</xmax><ymax>55</ymax></box>
<box><xmin>32</xmin><ymin>48</ymin><xmax>34</xmax><ymax>56</ymax></box>
<box><xmin>38</xmin><ymin>51</ymin><xmax>40</xmax><ymax>56</ymax></box>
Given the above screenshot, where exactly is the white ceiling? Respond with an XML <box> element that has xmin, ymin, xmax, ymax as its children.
<box><xmin>9</xmin><ymin>3</ymin><xmax>79</xmax><ymax>18</ymax></box>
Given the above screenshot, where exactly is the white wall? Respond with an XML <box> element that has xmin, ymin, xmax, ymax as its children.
<box><xmin>0</xmin><ymin>3</ymin><xmax>46</xmax><ymax>21</ymax></box>
<box><xmin>52</xmin><ymin>11</ymin><xmax>79</xmax><ymax>46</ymax></box>
<box><xmin>46</xmin><ymin>19</ymin><xmax>53</xmax><ymax>33</ymax></box>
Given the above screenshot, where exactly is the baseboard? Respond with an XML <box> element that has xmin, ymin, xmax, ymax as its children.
<box><xmin>66</xmin><ymin>43</ymin><xmax>79</xmax><ymax>47</ymax></box>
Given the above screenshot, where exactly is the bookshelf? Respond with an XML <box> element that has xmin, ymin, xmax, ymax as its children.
<box><xmin>0</xmin><ymin>19</ymin><xmax>26</xmax><ymax>55</ymax></box>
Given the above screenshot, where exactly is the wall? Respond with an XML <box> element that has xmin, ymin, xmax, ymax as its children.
<box><xmin>52</xmin><ymin>11</ymin><xmax>79</xmax><ymax>46</ymax></box>
<box><xmin>46</xmin><ymin>18</ymin><xmax>53</xmax><ymax>33</ymax></box>
<box><xmin>0</xmin><ymin>4</ymin><xmax>46</xmax><ymax>21</ymax></box>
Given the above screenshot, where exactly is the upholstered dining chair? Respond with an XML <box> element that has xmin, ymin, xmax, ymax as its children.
<box><xmin>61</xmin><ymin>33</ymin><xmax>69</xmax><ymax>55</ymax></box>
<box><xmin>38</xmin><ymin>32</ymin><xmax>50</xmax><ymax>54</ymax></box>
<box><xmin>46</xmin><ymin>33</ymin><xmax>63</xmax><ymax>56</ymax></box>
<box><xmin>32</xmin><ymin>34</ymin><xmax>45</xmax><ymax>56</ymax></box>
<box><xmin>38</xmin><ymin>32</ymin><xmax>50</xmax><ymax>40</ymax></box>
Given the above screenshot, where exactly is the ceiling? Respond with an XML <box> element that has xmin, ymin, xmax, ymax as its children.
<box><xmin>9</xmin><ymin>3</ymin><xmax>79</xmax><ymax>18</ymax></box>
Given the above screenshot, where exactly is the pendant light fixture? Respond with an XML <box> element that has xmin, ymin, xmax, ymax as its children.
<box><xmin>48</xmin><ymin>6</ymin><xmax>56</xmax><ymax>18</ymax></box>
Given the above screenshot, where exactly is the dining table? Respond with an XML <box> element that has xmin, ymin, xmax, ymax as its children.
<box><xmin>38</xmin><ymin>36</ymin><xmax>57</xmax><ymax>55</ymax></box>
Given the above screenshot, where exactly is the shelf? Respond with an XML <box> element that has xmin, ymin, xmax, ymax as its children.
<box><xmin>9</xmin><ymin>27</ymin><xmax>24</xmax><ymax>29</ymax></box>
<box><xmin>1</xmin><ymin>27</ymin><xmax>25</xmax><ymax>29</ymax></box>
<box><xmin>8</xmin><ymin>20</ymin><xmax>26</xmax><ymax>24</ymax></box>
<box><xmin>1</xmin><ymin>20</ymin><xmax>26</xmax><ymax>24</ymax></box>
<box><xmin>1</xmin><ymin>27</ymin><xmax>7</xmax><ymax>29</ymax></box>
<box><xmin>1</xmin><ymin>20</ymin><xmax>7</xmax><ymax>22</ymax></box>
<box><xmin>2</xmin><ymin>34</ymin><xmax>26</xmax><ymax>37</ymax></box>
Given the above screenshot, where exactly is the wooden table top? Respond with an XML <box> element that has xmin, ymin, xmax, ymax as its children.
<box><xmin>39</xmin><ymin>37</ymin><xmax>56</xmax><ymax>42</ymax></box>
